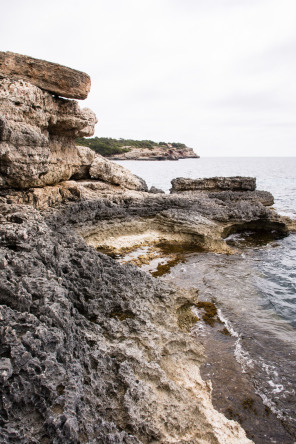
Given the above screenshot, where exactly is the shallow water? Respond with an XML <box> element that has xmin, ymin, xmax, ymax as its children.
<box><xmin>116</xmin><ymin>157</ymin><xmax>296</xmax><ymax>442</ymax></box>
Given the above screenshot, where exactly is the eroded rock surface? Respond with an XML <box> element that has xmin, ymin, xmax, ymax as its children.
<box><xmin>0</xmin><ymin>51</ymin><xmax>91</xmax><ymax>99</ymax></box>
<box><xmin>0</xmin><ymin>78</ymin><xmax>146</xmax><ymax>192</ymax></box>
<box><xmin>0</xmin><ymin>53</ymin><xmax>292</xmax><ymax>443</ymax></box>
<box><xmin>0</xmin><ymin>202</ymin><xmax>252</xmax><ymax>444</ymax></box>
<box><xmin>0</xmin><ymin>77</ymin><xmax>97</xmax><ymax>188</ymax></box>
<box><xmin>171</xmin><ymin>176</ymin><xmax>256</xmax><ymax>193</ymax></box>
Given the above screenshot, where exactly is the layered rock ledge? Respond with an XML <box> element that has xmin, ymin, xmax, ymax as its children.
<box><xmin>171</xmin><ymin>176</ymin><xmax>256</xmax><ymax>193</ymax></box>
<box><xmin>1</xmin><ymin>53</ymin><xmax>295</xmax><ymax>443</ymax></box>
<box><xmin>0</xmin><ymin>51</ymin><xmax>91</xmax><ymax>99</ymax></box>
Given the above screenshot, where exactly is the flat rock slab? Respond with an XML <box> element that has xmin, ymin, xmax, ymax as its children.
<box><xmin>0</xmin><ymin>51</ymin><xmax>90</xmax><ymax>99</ymax></box>
<box><xmin>171</xmin><ymin>176</ymin><xmax>256</xmax><ymax>193</ymax></box>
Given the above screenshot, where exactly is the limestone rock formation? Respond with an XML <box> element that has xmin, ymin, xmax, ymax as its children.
<box><xmin>0</xmin><ymin>77</ymin><xmax>97</xmax><ymax>188</ymax></box>
<box><xmin>1</xmin><ymin>52</ymin><xmax>293</xmax><ymax>443</ymax></box>
<box><xmin>89</xmin><ymin>154</ymin><xmax>148</xmax><ymax>191</ymax></box>
<box><xmin>0</xmin><ymin>202</ymin><xmax>252</xmax><ymax>444</ymax></box>
<box><xmin>171</xmin><ymin>176</ymin><xmax>256</xmax><ymax>193</ymax></box>
<box><xmin>0</xmin><ymin>51</ymin><xmax>91</xmax><ymax>99</ymax></box>
<box><xmin>108</xmin><ymin>144</ymin><xmax>199</xmax><ymax>160</ymax></box>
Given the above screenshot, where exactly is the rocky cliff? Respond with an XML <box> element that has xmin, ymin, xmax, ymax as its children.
<box><xmin>108</xmin><ymin>144</ymin><xmax>199</xmax><ymax>161</ymax></box>
<box><xmin>1</xmin><ymin>53</ymin><xmax>293</xmax><ymax>443</ymax></box>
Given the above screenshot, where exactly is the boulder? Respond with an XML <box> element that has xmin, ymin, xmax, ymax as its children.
<box><xmin>89</xmin><ymin>155</ymin><xmax>148</xmax><ymax>191</ymax></box>
<box><xmin>171</xmin><ymin>176</ymin><xmax>256</xmax><ymax>193</ymax></box>
<box><xmin>0</xmin><ymin>51</ymin><xmax>91</xmax><ymax>99</ymax></box>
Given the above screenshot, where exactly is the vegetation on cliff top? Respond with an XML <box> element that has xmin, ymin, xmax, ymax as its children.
<box><xmin>76</xmin><ymin>137</ymin><xmax>187</xmax><ymax>157</ymax></box>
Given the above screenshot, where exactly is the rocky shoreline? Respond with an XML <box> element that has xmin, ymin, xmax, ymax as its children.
<box><xmin>1</xmin><ymin>52</ymin><xmax>295</xmax><ymax>443</ymax></box>
<box><xmin>108</xmin><ymin>145</ymin><xmax>199</xmax><ymax>161</ymax></box>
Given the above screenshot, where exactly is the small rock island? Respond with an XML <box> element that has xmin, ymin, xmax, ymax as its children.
<box><xmin>0</xmin><ymin>51</ymin><xmax>294</xmax><ymax>443</ymax></box>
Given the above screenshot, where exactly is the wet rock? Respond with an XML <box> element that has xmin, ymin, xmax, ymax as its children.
<box><xmin>0</xmin><ymin>51</ymin><xmax>91</xmax><ymax>99</ymax></box>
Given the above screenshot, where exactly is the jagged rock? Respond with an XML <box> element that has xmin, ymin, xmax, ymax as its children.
<box><xmin>89</xmin><ymin>155</ymin><xmax>148</xmax><ymax>191</ymax></box>
<box><xmin>171</xmin><ymin>176</ymin><xmax>256</xmax><ymax>193</ymax></box>
<box><xmin>0</xmin><ymin>51</ymin><xmax>91</xmax><ymax>99</ymax></box>
<box><xmin>0</xmin><ymin>77</ymin><xmax>97</xmax><ymax>188</ymax></box>
<box><xmin>0</xmin><ymin>202</ymin><xmax>252</xmax><ymax>444</ymax></box>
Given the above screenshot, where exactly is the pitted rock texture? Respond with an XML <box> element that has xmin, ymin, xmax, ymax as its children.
<box><xmin>0</xmin><ymin>51</ymin><xmax>91</xmax><ymax>99</ymax></box>
<box><xmin>0</xmin><ymin>202</ymin><xmax>252</xmax><ymax>444</ymax></box>
<box><xmin>0</xmin><ymin>77</ymin><xmax>97</xmax><ymax>188</ymax></box>
<box><xmin>171</xmin><ymin>177</ymin><xmax>256</xmax><ymax>193</ymax></box>
<box><xmin>35</xmin><ymin>183</ymin><xmax>287</xmax><ymax>256</ymax></box>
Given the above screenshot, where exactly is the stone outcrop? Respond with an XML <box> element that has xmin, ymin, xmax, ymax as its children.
<box><xmin>171</xmin><ymin>176</ymin><xmax>256</xmax><ymax>193</ymax></box>
<box><xmin>89</xmin><ymin>153</ymin><xmax>148</xmax><ymax>190</ymax></box>
<box><xmin>0</xmin><ymin>77</ymin><xmax>96</xmax><ymax>188</ymax></box>
<box><xmin>108</xmin><ymin>144</ymin><xmax>199</xmax><ymax>160</ymax></box>
<box><xmin>1</xmin><ymin>53</ymin><xmax>294</xmax><ymax>443</ymax></box>
<box><xmin>0</xmin><ymin>202</ymin><xmax>252</xmax><ymax>444</ymax></box>
<box><xmin>0</xmin><ymin>51</ymin><xmax>91</xmax><ymax>99</ymax></box>
<box><xmin>0</xmin><ymin>77</ymin><xmax>145</xmax><ymax>191</ymax></box>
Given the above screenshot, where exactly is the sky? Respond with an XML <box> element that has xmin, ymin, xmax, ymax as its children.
<box><xmin>1</xmin><ymin>0</ymin><xmax>296</xmax><ymax>156</ymax></box>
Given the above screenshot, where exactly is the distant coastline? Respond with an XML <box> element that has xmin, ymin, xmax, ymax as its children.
<box><xmin>76</xmin><ymin>136</ymin><xmax>199</xmax><ymax>160</ymax></box>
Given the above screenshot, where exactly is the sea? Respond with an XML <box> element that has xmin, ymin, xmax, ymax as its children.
<box><xmin>116</xmin><ymin>157</ymin><xmax>296</xmax><ymax>443</ymax></box>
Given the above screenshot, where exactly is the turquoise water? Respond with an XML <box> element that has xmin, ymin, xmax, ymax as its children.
<box><xmin>116</xmin><ymin>157</ymin><xmax>296</xmax><ymax>438</ymax></box>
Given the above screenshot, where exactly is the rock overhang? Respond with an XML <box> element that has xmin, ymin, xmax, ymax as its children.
<box><xmin>0</xmin><ymin>51</ymin><xmax>91</xmax><ymax>100</ymax></box>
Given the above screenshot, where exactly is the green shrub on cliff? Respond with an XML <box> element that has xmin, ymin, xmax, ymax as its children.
<box><xmin>76</xmin><ymin>137</ymin><xmax>187</xmax><ymax>157</ymax></box>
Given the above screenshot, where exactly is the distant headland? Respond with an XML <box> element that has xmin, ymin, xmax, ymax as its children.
<box><xmin>76</xmin><ymin>136</ymin><xmax>199</xmax><ymax>160</ymax></box>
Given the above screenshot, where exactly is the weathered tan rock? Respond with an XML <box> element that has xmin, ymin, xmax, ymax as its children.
<box><xmin>0</xmin><ymin>77</ymin><xmax>97</xmax><ymax>188</ymax></box>
<box><xmin>171</xmin><ymin>176</ymin><xmax>256</xmax><ymax>193</ymax></box>
<box><xmin>0</xmin><ymin>51</ymin><xmax>91</xmax><ymax>99</ymax></box>
<box><xmin>89</xmin><ymin>154</ymin><xmax>148</xmax><ymax>191</ymax></box>
<box><xmin>71</xmin><ymin>145</ymin><xmax>97</xmax><ymax>180</ymax></box>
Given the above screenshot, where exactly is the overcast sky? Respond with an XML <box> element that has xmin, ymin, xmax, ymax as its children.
<box><xmin>1</xmin><ymin>0</ymin><xmax>296</xmax><ymax>156</ymax></box>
